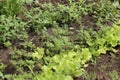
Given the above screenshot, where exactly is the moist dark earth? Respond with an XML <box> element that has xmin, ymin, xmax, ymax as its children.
<box><xmin>74</xmin><ymin>47</ymin><xmax>120</xmax><ymax>80</ymax></box>
<box><xmin>1</xmin><ymin>46</ymin><xmax>120</xmax><ymax>80</ymax></box>
<box><xmin>0</xmin><ymin>0</ymin><xmax>120</xmax><ymax>80</ymax></box>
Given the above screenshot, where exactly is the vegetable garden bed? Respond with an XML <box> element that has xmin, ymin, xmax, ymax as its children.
<box><xmin>0</xmin><ymin>0</ymin><xmax>120</xmax><ymax>80</ymax></box>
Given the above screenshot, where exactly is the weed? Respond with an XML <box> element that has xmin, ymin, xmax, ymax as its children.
<box><xmin>82</xmin><ymin>71</ymin><xmax>97</xmax><ymax>80</ymax></box>
<box><xmin>20</xmin><ymin>41</ymin><xmax>36</xmax><ymax>51</ymax></box>
<box><xmin>109</xmin><ymin>70</ymin><xmax>120</xmax><ymax>80</ymax></box>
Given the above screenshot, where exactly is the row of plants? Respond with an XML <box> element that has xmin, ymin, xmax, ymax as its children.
<box><xmin>1</xmin><ymin>22</ymin><xmax>119</xmax><ymax>80</ymax></box>
<box><xmin>0</xmin><ymin>0</ymin><xmax>120</xmax><ymax>80</ymax></box>
<box><xmin>0</xmin><ymin>0</ymin><xmax>119</xmax><ymax>46</ymax></box>
<box><xmin>33</xmin><ymin>21</ymin><xmax>120</xmax><ymax>80</ymax></box>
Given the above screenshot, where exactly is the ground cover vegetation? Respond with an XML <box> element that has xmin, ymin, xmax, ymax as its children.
<box><xmin>0</xmin><ymin>0</ymin><xmax>120</xmax><ymax>80</ymax></box>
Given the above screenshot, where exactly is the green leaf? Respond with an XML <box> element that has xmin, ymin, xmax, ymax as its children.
<box><xmin>32</xmin><ymin>47</ymin><xmax>44</xmax><ymax>59</ymax></box>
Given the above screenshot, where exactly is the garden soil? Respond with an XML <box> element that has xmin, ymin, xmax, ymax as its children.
<box><xmin>0</xmin><ymin>0</ymin><xmax>120</xmax><ymax>80</ymax></box>
<box><xmin>74</xmin><ymin>47</ymin><xmax>120</xmax><ymax>80</ymax></box>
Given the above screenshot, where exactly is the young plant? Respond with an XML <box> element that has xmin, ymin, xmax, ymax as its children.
<box><xmin>0</xmin><ymin>15</ymin><xmax>28</xmax><ymax>47</ymax></box>
<box><xmin>0</xmin><ymin>0</ymin><xmax>24</xmax><ymax>16</ymax></box>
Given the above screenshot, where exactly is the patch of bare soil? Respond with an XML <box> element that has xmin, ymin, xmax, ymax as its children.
<box><xmin>81</xmin><ymin>14</ymin><xmax>98</xmax><ymax>31</ymax></box>
<box><xmin>0</xmin><ymin>49</ymin><xmax>16</xmax><ymax>74</ymax></box>
<box><xmin>74</xmin><ymin>47</ymin><xmax>120</xmax><ymax>80</ymax></box>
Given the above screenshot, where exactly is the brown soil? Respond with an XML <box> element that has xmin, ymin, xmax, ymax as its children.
<box><xmin>0</xmin><ymin>0</ymin><xmax>119</xmax><ymax>80</ymax></box>
<box><xmin>81</xmin><ymin>14</ymin><xmax>98</xmax><ymax>31</ymax></box>
<box><xmin>1</xmin><ymin>45</ymin><xmax>120</xmax><ymax>79</ymax></box>
<box><xmin>74</xmin><ymin>48</ymin><xmax>120</xmax><ymax>80</ymax></box>
<box><xmin>0</xmin><ymin>49</ymin><xmax>16</xmax><ymax>74</ymax></box>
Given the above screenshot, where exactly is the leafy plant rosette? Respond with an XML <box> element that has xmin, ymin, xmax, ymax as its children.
<box><xmin>88</xmin><ymin>23</ymin><xmax>120</xmax><ymax>57</ymax></box>
<box><xmin>33</xmin><ymin>48</ymin><xmax>92</xmax><ymax>80</ymax></box>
